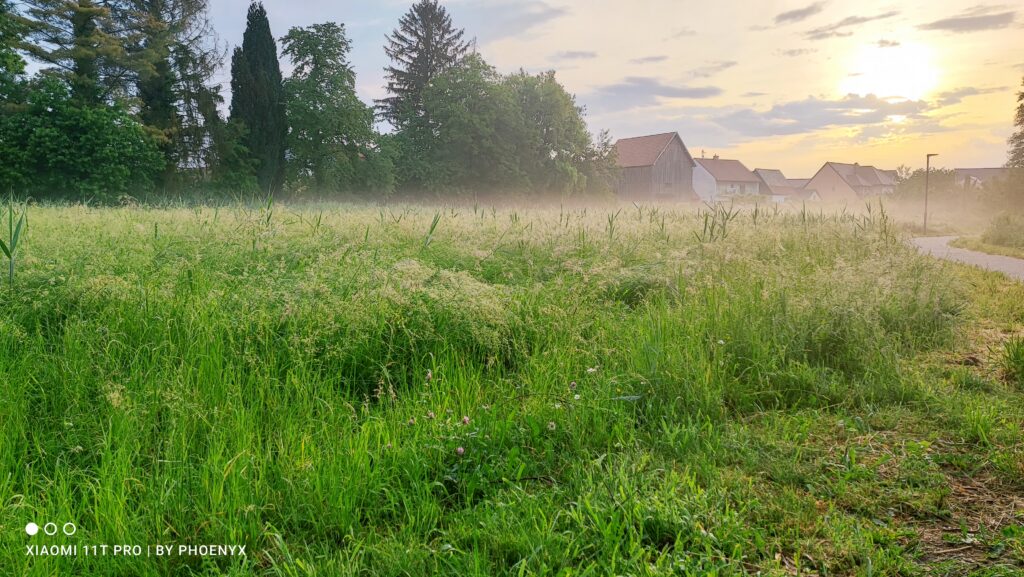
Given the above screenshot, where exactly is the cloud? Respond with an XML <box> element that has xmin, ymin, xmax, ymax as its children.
<box><xmin>715</xmin><ymin>93</ymin><xmax>929</xmax><ymax>137</ymax></box>
<box><xmin>742</xmin><ymin>92</ymin><xmax>768</xmax><ymax>98</ymax></box>
<box><xmin>585</xmin><ymin>77</ymin><xmax>722</xmax><ymax>112</ymax></box>
<box><xmin>590</xmin><ymin>107</ymin><xmax>735</xmax><ymax>148</ymax></box>
<box><xmin>687</xmin><ymin>60</ymin><xmax>737</xmax><ymax>78</ymax></box>
<box><xmin>778</xmin><ymin>48</ymin><xmax>817</xmax><ymax>57</ymax></box>
<box><xmin>552</xmin><ymin>50</ymin><xmax>597</xmax><ymax>61</ymax></box>
<box><xmin>775</xmin><ymin>2</ymin><xmax>826</xmax><ymax>25</ymax></box>
<box><xmin>804</xmin><ymin>11</ymin><xmax>900</xmax><ymax>40</ymax></box>
<box><xmin>669</xmin><ymin>27</ymin><xmax>697</xmax><ymax>38</ymax></box>
<box><xmin>877</xmin><ymin>39</ymin><xmax>900</xmax><ymax>47</ymax></box>
<box><xmin>919</xmin><ymin>5</ymin><xmax>1016</xmax><ymax>33</ymax></box>
<box><xmin>631</xmin><ymin>55</ymin><xmax>669</xmax><ymax>64</ymax></box>
<box><xmin>711</xmin><ymin>88</ymin><xmax>999</xmax><ymax>141</ymax></box>
<box><xmin>458</xmin><ymin>1</ymin><xmax>567</xmax><ymax>43</ymax></box>
<box><xmin>935</xmin><ymin>85</ymin><xmax>1007</xmax><ymax>106</ymax></box>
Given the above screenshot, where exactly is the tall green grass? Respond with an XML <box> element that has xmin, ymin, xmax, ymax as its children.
<box><xmin>0</xmin><ymin>203</ymin><xmax>1019</xmax><ymax>576</ymax></box>
<box><xmin>0</xmin><ymin>194</ymin><xmax>27</xmax><ymax>286</ymax></box>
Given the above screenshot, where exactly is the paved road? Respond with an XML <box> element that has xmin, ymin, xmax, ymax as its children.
<box><xmin>912</xmin><ymin>236</ymin><xmax>1024</xmax><ymax>282</ymax></box>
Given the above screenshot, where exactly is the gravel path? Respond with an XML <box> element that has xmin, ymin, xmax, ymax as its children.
<box><xmin>911</xmin><ymin>236</ymin><xmax>1024</xmax><ymax>282</ymax></box>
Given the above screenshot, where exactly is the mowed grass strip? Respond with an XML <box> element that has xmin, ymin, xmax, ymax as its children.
<box><xmin>1</xmin><ymin>203</ymin><xmax>1022</xmax><ymax>576</ymax></box>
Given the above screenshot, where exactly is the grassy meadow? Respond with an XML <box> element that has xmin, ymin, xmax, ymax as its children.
<box><xmin>2</xmin><ymin>201</ymin><xmax>1023</xmax><ymax>576</ymax></box>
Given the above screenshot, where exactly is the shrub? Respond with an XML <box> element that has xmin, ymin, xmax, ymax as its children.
<box><xmin>981</xmin><ymin>214</ymin><xmax>1024</xmax><ymax>249</ymax></box>
<box><xmin>0</xmin><ymin>78</ymin><xmax>164</xmax><ymax>202</ymax></box>
<box><xmin>1005</xmin><ymin>337</ymin><xmax>1024</xmax><ymax>388</ymax></box>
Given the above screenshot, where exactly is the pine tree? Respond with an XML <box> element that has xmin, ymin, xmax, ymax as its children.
<box><xmin>1008</xmin><ymin>77</ymin><xmax>1024</xmax><ymax>168</ymax></box>
<box><xmin>174</xmin><ymin>41</ymin><xmax>226</xmax><ymax>178</ymax></box>
<box><xmin>16</xmin><ymin>0</ymin><xmax>128</xmax><ymax>105</ymax></box>
<box><xmin>379</xmin><ymin>0</ymin><xmax>469</xmax><ymax>128</ymax></box>
<box><xmin>229</xmin><ymin>2</ymin><xmax>285</xmax><ymax>192</ymax></box>
<box><xmin>0</xmin><ymin>0</ymin><xmax>26</xmax><ymax>90</ymax></box>
<box><xmin>112</xmin><ymin>0</ymin><xmax>224</xmax><ymax>188</ymax></box>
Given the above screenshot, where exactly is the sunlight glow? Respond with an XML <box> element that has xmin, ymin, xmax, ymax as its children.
<box><xmin>840</xmin><ymin>42</ymin><xmax>940</xmax><ymax>102</ymax></box>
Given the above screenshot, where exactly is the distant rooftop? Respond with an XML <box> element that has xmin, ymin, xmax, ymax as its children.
<box><xmin>696</xmin><ymin>157</ymin><xmax>760</xmax><ymax>183</ymax></box>
<box><xmin>826</xmin><ymin>162</ymin><xmax>896</xmax><ymax>188</ymax></box>
<box><xmin>613</xmin><ymin>133</ymin><xmax>681</xmax><ymax>168</ymax></box>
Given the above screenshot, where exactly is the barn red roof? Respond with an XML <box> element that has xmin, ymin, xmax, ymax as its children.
<box><xmin>613</xmin><ymin>132</ymin><xmax>680</xmax><ymax>168</ymax></box>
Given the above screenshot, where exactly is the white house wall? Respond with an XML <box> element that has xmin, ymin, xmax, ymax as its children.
<box><xmin>692</xmin><ymin>163</ymin><xmax>717</xmax><ymax>202</ymax></box>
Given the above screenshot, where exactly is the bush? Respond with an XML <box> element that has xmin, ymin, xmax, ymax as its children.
<box><xmin>0</xmin><ymin>77</ymin><xmax>164</xmax><ymax>202</ymax></box>
<box><xmin>1005</xmin><ymin>337</ymin><xmax>1024</xmax><ymax>388</ymax></box>
<box><xmin>981</xmin><ymin>213</ymin><xmax>1024</xmax><ymax>249</ymax></box>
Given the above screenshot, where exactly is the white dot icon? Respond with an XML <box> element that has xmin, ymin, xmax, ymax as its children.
<box><xmin>25</xmin><ymin>523</ymin><xmax>39</xmax><ymax>536</ymax></box>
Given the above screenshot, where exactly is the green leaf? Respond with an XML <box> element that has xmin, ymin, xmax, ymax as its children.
<box><xmin>11</xmin><ymin>213</ymin><xmax>24</xmax><ymax>251</ymax></box>
<box><xmin>0</xmin><ymin>238</ymin><xmax>8</xmax><ymax>259</ymax></box>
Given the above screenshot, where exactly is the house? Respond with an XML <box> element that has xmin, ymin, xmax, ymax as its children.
<box><xmin>753</xmin><ymin>168</ymin><xmax>820</xmax><ymax>202</ymax></box>
<box><xmin>804</xmin><ymin>162</ymin><xmax>897</xmax><ymax>202</ymax></box>
<box><xmin>613</xmin><ymin>132</ymin><xmax>697</xmax><ymax>201</ymax></box>
<box><xmin>693</xmin><ymin>156</ymin><xmax>761</xmax><ymax>201</ymax></box>
<box><xmin>954</xmin><ymin>168</ymin><xmax>1009</xmax><ymax>190</ymax></box>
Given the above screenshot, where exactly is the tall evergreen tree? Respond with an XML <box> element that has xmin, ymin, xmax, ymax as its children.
<box><xmin>1008</xmin><ymin>77</ymin><xmax>1024</xmax><ymax>169</ymax></box>
<box><xmin>16</xmin><ymin>0</ymin><xmax>129</xmax><ymax>105</ymax></box>
<box><xmin>0</xmin><ymin>0</ymin><xmax>25</xmax><ymax>94</ymax></box>
<box><xmin>229</xmin><ymin>2</ymin><xmax>285</xmax><ymax>192</ymax></box>
<box><xmin>112</xmin><ymin>0</ymin><xmax>224</xmax><ymax>188</ymax></box>
<box><xmin>379</xmin><ymin>0</ymin><xmax>469</xmax><ymax>128</ymax></box>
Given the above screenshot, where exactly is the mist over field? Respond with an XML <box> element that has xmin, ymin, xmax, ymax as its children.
<box><xmin>3</xmin><ymin>1</ymin><xmax>1024</xmax><ymax>575</ymax></box>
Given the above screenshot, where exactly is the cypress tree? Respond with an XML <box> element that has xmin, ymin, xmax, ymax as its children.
<box><xmin>379</xmin><ymin>0</ymin><xmax>469</xmax><ymax>128</ymax></box>
<box><xmin>229</xmin><ymin>2</ymin><xmax>285</xmax><ymax>192</ymax></box>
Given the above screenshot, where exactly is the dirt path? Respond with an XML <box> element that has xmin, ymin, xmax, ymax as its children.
<box><xmin>912</xmin><ymin>236</ymin><xmax>1024</xmax><ymax>282</ymax></box>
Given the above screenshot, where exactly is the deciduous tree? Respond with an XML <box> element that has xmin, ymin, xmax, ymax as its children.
<box><xmin>1008</xmin><ymin>77</ymin><xmax>1024</xmax><ymax>169</ymax></box>
<box><xmin>282</xmin><ymin>22</ymin><xmax>383</xmax><ymax>193</ymax></box>
<box><xmin>0</xmin><ymin>77</ymin><xmax>163</xmax><ymax>200</ymax></box>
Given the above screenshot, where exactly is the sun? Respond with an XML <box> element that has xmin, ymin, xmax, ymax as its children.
<box><xmin>840</xmin><ymin>42</ymin><xmax>939</xmax><ymax>102</ymax></box>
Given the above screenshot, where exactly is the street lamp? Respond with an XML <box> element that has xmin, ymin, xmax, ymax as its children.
<box><xmin>924</xmin><ymin>153</ymin><xmax>938</xmax><ymax>235</ymax></box>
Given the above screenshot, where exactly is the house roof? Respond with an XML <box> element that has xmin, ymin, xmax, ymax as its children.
<box><xmin>695</xmin><ymin>158</ymin><xmax>760</xmax><ymax>183</ymax></box>
<box><xmin>614</xmin><ymin>132</ymin><xmax>693</xmax><ymax>168</ymax></box>
<box><xmin>826</xmin><ymin>162</ymin><xmax>896</xmax><ymax>189</ymax></box>
<box><xmin>753</xmin><ymin>169</ymin><xmax>788</xmax><ymax>188</ymax></box>
<box><xmin>954</xmin><ymin>168</ymin><xmax>1009</xmax><ymax>183</ymax></box>
<box><xmin>753</xmin><ymin>168</ymin><xmax>812</xmax><ymax>195</ymax></box>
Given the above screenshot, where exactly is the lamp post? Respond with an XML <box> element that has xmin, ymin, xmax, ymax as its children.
<box><xmin>924</xmin><ymin>153</ymin><xmax>938</xmax><ymax>235</ymax></box>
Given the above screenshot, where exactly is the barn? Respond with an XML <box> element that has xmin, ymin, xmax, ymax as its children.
<box><xmin>613</xmin><ymin>132</ymin><xmax>697</xmax><ymax>201</ymax></box>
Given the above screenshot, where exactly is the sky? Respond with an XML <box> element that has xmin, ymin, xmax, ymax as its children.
<box><xmin>210</xmin><ymin>1</ymin><xmax>1022</xmax><ymax>176</ymax></box>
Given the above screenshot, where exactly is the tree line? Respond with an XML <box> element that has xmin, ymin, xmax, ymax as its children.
<box><xmin>0</xmin><ymin>0</ymin><xmax>617</xmax><ymax>202</ymax></box>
